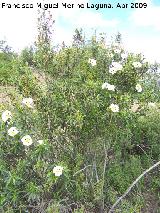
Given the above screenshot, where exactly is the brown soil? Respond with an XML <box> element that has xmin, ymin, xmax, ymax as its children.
<box><xmin>141</xmin><ymin>192</ymin><xmax>160</xmax><ymax>213</ymax></box>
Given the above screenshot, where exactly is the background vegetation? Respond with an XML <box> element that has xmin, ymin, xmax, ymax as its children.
<box><xmin>0</xmin><ymin>10</ymin><xmax>160</xmax><ymax>213</ymax></box>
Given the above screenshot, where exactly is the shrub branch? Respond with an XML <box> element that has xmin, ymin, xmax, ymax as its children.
<box><xmin>73</xmin><ymin>165</ymin><xmax>92</xmax><ymax>176</ymax></box>
<box><xmin>108</xmin><ymin>160</ymin><xmax>160</xmax><ymax>213</ymax></box>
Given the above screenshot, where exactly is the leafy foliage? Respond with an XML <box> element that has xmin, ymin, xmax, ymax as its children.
<box><xmin>0</xmin><ymin>11</ymin><xmax>160</xmax><ymax>213</ymax></box>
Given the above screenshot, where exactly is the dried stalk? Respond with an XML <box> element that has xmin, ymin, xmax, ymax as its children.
<box><xmin>73</xmin><ymin>165</ymin><xmax>92</xmax><ymax>176</ymax></box>
<box><xmin>101</xmin><ymin>142</ymin><xmax>108</xmax><ymax>211</ymax></box>
<box><xmin>108</xmin><ymin>160</ymin><xmax>160</xmax><ymax>213</ymax></box>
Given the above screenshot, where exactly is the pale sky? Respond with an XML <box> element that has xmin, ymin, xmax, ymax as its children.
<box><xmin>0</xmin><ymin>0</ymin><xmax>160</xmax><ymax>63</ymax></box>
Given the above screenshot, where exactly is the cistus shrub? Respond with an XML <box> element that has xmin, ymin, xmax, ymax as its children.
<box><xmin>0</xmin><ymin>13</ymin><xmax>160</xmax><ymax>212</ymax></box>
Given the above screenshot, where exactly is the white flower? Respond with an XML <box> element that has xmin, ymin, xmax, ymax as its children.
<box><xmin>102</xmin><ymin>82</ymin><xmax>115</xmax><ymax>91</ymax></box>
<box><xmin>148</xmin><ymin>102</ymin><xmax>156</xmax><ymax>108</ymax></box>
<box><xmin>136</xmin><ymin>84</ymin><xmax>142</xmax><ymax>92</ymax></box>
<box><xmin>130</xmin><ymin>103</ymin><xmax>140</xmax><ymax>112</ymax></box>
<box><xmin>121</xmin><ymin>53</ymin><xmax>128</xmax><ymax>59</ymax></box>
<box><xmin>37</xmin><ymin>140</ymin><xmax>44</xmax><ymax>145</ymax></box>
<box><xmin>88</xmin><ymin>58</ymin><xmax>96</xmax><ymax>66</ymax></box>
<box><xmin>107</xmin><ymin>84</ymin><xmax>115</xmax><ymax>91</ymax></box>
<box><xmin>132</xmin><ymin>62</ymin><xmax>142</xmax><ymax>68</ymax></box>
<box><xmin>109</xmin><ymin>67</ymin><xmax>117</xmax><ymax>75</ymax></box>
<box><xmin>114</xmin><ymin>49</ymin><xmax>121</xmax><ymax>54</ymax></box>
<box><xmin>109</xmin><ymin>62</ymin><xmax>123</xmax><ymax>74</ymax></box>
<box><xmin>2</xmin><ymin>110</ymin><xmax>12</xmax><ymax>122</ymax></box>
<box><xmin>22</xmin><ymin>98</ymin><xmax>34</xmax><ymax>108</ymax></box>
<box><xmin>112</xmin><ymin>62</ymin><xmax>122</xmax><ymax>68</ymax></box>
<box><xmin>8</xmin><ymin>127</ymin><xmax>19</xmax><ymax>137</ymax></box>
<box><xmin>53</xmin><ymin>166</ymin><xmax>63</xmax><ymax>177</ymax></box>
<box><xmin>109</xmin><ymin>104</ymin><xmax>119</xmax><ymax>112</ymax></box>
<box><xmin>21</xmin><ymin>135</ymin><xmax>33</xmax><ymax>146</ymax></box>
<box><xmin>102</xmin><ymin>82</ymin><xmax>108</xmax><ymax>89</ymax></box>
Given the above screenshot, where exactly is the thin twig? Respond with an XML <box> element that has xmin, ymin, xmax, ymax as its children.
<box><xmin>93</xmin><ymin>156</ymin><xmax>99</xmax><ymax>182</ymax></box>
<box><xmin>73</xmin><ymin>165</ymin><xmax>92</xmax><ymax>176</ymax></box>
<box><xmin>136</xmin><ymin>144</ymin><xmax>149</xmax><ymax>159</ymax></box>
<box><xmin>108</xmin><ymin>160</ymin><xmax>160</xmax><ymax>213</ymax></box>
<box><xmin>101</xmin><ymin>142</ymin><xmax>108</xmax><ymax>211</ymax></box>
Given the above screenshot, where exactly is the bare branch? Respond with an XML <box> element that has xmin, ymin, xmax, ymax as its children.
<box><xmin>73</xmin><ymin>165</ymin><xmax>92</xmax><ymax>177</ymax></box>
<box><xmin>108</xmin><ymin>160</ymin><xmax>160</xmax><ymax>213</ymax></box>
<box><xmin>101</xmin><ymin>142</ymin><xmax>108</xmax><ymax>211</ymax></box>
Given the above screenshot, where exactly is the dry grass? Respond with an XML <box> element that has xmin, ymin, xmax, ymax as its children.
<box><xmin>0</xmin><ymin>86</ymin><xmax>15</xmax><ymax>105</ymax></box>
